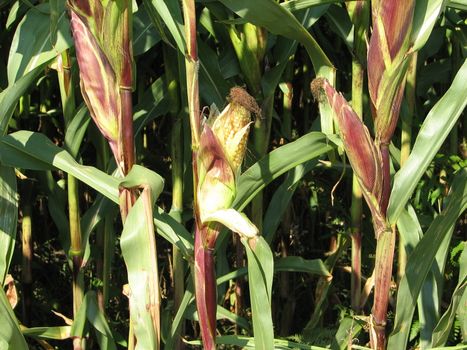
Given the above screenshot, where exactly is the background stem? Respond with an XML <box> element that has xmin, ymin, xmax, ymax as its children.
<box><xmin>350</xmin><ymin>60</ymin><xmax>364</xmax><ymax>313</ymax></box>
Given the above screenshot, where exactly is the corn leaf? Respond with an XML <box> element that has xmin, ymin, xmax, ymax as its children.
<box><xmin>388</xmin><ymin>168</ymin><xmax>467</xmax><ymax>349</ymax></box>
<box><xmin>332</xmin><ymin>317</ymin><xmax>363</xmax><ymax>349</ymax></box>
<box><xmin>234</xmin><ymin>132</ymin><xmax>333</xmax><ymax>211</ymax></box>
<box><xmin>387</xmin><ymin>59</ymin><xmax>467</xmax><ymax>224</ymax></box>
<box><xmin>63</xmin><ymin>104</ymin><xmax>91</xmax><ymax>158</ymax></box>
<box><xmin>216</xmin><ymin>256</ymin><xmax>331</xmax><ymax>286</ymax></box>
<box><xmin>0</xmin><ymin>131</ymin><xmax>194</xmax><ymax>257</ymax></box>
<box><xmin>410</xmin><ymin>0</ymin><xmax>444</xmax><ymax>52</ymax></box>
<box><xmin>0</xmin><ymin>288</ymin><xmax>28</xmax><ymax>349</ymax></box>
<box><xmin>241</xmin><ymin>236</ymin><xmax>274</xmax><ymax>350</ymax></box>
<box><xmin>22</xmin><ymin>326</ymin><xmax>71</xmax><ymax>340</ymax></box>
<box><xmin>0</xmin><ymin>166</ymin><xmax>17</xmax><ymax>285</ymax></box>
<box><xmin>262</xmin><ymin>7</ymin><xmax>326</xmax><ymax>97</ymax></box>
<box><xmin>165</xmin><ymin>287</ymin><xmax>193</xmax><ymax>349</ymax></box>
<box><xmin>398</xmin><ymin>205</ymin><xmax>450</xmax><ymax>347</ymax></box>
<box><xmin>143</xmin><ymin>0</ymin><xmax>186</xmax><ymax>53</ymax></box>
<box><xmin>187</xmin><ymin>303</ymin><xmax>251</xmax><ymax>331</ymax></box>
<box><xmin>186</xmin><ymin>335</ymin><xmax>330</xmax><ymax>349</ymax></box>
<box><xmin>446</xmin><ymin>0</ymin><xmax>467</xmax><ymax>10</ymax></box>
<box><xmin>218</xmin><ymin>0</ymin><xmax>333</xmax><ymax>77</ymax></box>
<box><xmin>431</xmin><ymin>244</ymin><xmax>467</xmax><ymax>347</ymax></box>
<box><xmin>119</xmin><ymin>166</ymin><xmax>165</xmax><ymax>349</ymax></box>
<box><xmin>0</xmin><ymin>131</ymin><xmax>120</xmax><ymax>201</ymax></box>
<box><xmin>263</xmin><ymin>160</ymin><xmax>317</xmax><ymax>244</ymax></box>
<box><xmin>0</xmin><ymin>64</ymin><xmax>45</xmax><ymax>136</ymax></box>
<box><xmin>7</xmin><ymin>2</ymin><xmax>72</xmax><ymax>83</ymax></box>
<box><xmin>70</xmin><ymin>291</ymin><xmax>117</xmax><ymax>350</ymax></box>
<box><xmin>281</xmin><ymin>0</ymin><xmax>345</xmax><ymax>12</ymax></box>
<box><xmin>133</xmin><ymin>6</ymin><xmax>161</xmax><ymax>56</ymax></box>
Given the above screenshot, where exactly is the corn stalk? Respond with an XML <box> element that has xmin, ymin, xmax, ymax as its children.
<box><xmin>346</xmin><ymin>0</ymin><xmax>369</xmax><ymax>314</ymax></box>
<box><xmin>68</xmin><ymin>1</ymin><xmax>161</xmax><ymax>348</ymax></box>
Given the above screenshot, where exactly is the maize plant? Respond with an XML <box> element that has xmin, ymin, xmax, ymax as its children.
<box><xmin>0</xmin><ymin>1</ymin><xmax>465</xmax><ymax>350</ymax></box>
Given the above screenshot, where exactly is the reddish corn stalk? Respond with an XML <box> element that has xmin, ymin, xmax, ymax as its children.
<box><xmin>366</xmin><ymin>2</ymin><xmax>416</xmax><ymax>348</ymax></box>
<box><xmin>312</xmin><ymin>77</ymin><xmax>397</xmax><ymax>349</ymax></box>
<box><xmin>68</xmin><ymin>1</ymin><xmax>162</xmax><ymax>348</ymax></box>
<box><xmin>368</xmin><ymin>0</ymin><xmax>415</xmax><ymax>214</ymax></box>
<box><xmin>192</xmin><ymin>88</ymin><xmax>259</xmax><ymax>349</ymax></box>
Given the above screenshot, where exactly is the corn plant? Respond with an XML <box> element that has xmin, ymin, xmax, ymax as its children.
<box><xmin>0</xmin><ymin>1</ymin><xmax>465</xmax><ymax>350</ymax></box>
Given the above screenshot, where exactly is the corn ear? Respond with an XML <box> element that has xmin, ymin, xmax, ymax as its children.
<box><xmin>68</xmin><ymin>0</ymin><xmax>134</xmax><ymax>172</ymax></box>
<box><xmin>311</xmin><ymin>78</ymin><xmax>387</xmax><ymax>235</ymax></box>
<box><xmin>197</xmin><ymin>126</ymin><xmax>236</xmax><ymax>224</ymax></box>
<box><xmin>197</xmin><ymin>87</ymin><xmax>259</xmax><ymax>232</ymax></box>
<box><xmin>367</xmin><ymin>0</ymin><xmax>415</xmax><ymax>143</ymax></box>
<box><xmin>69</xmin><ymin>11</ymin><xmax>120</xmax><ymax>154</ymax></box>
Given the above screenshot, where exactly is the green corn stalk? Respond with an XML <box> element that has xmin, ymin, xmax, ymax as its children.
<box><xmin>57</xmin><ymin>49</ymin><xmax>85</xmax><ymax>349</ymax></box>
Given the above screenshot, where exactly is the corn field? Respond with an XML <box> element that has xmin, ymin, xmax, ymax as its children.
<box><xmin>0</xmin><ymin>0</ymin><xmax>466</xmax><ymax>349</ymax></box>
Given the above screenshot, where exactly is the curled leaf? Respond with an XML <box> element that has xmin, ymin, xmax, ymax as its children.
<box><xmin>202</xmin><ymin>209</ymin><xmax>258</xmax><ymax>238</ymax></box>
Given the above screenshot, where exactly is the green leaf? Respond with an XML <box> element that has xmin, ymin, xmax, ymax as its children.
<box><xmin>154</xmin><ymin>207</ymin><xmax>193</xmax><ymax>259</ymax></box>
<box><xmin>0</xmin><ymin>131</ymin><xmax>120</xmax><ymax>202</ymax></box>
<box><xmin>281</xmin><ymin>0</ymin><xmax>345</xmax><ymax>12</ymax></box>
<box><xmin>64</xmin><ymin>104</ymin><xmax>91</xmax><ymax>158</ymax></box>
<box><xmin>388</xmin><ymin>169</ymin><xmax>467</xmax><ymax>349</ymax></box>
<box><xmin>186</xmin><ymin>335</ymin><xmax>330</xmax><ymax>349</ymax></box>
<box><xmin>387</xmin><ymin>59</ymin><xmax>467</xmax><ymax>224</ymax></box>
<box><xmin>0</xmin><ymin>166</ymin><xmax>17</xmax><ymax>285</ymax></box>
<box><xmin>133</xmin><ymin>6</ymin><xmax>161</xmax><ymax>56</ymax></box>
<box><xmin>81</xmin><ymin>195</ymin><xmax>116</xmax><ymax>266</ymax></box>
<box><xmin>397</xmin><ymin>204</ymin><xmax>448</xmax><ymax>347</ymax></box>
<box><xmin>431</xmin><ymin>244</ymin><xmax>467</xmax><ymax>347</ymax></box>
<box><xmin>0</xmin><ymin>65</ymin><xmax>45</xmax><ymax>136</ymax></box>
<box><xmin>410</xmin><ymin>0</ymin><xmax>444</xmax><ymax>52</ymax></box>
<box><xmin>119</xmin><ymin>164</ymin><xmax>164</xmax><ymax>204</ymax></box>
<box><xmin>165</xmin><ymin>286</ymin><xmax>193</xmax><ymax>349</ymax></box>
<box><xmin>325</xmin><ymin>4</ymin><xmax>353</xmax><ymax>51</ymax></box>
<box><xmin>143</xmin><ymin>0</ymin><xmax>185</xmax><ymax>53</ymax></box>
<box><xmin>134</xmin><ymin>76</ymin><xmax>170</xmax><ymax>135</ymax></box>
<box><xmin>203</xmin><ymin>209</ymin><xmax>258</xmax><ymax>238</ymax></box>
<box><xmin>7</xmin><ymin>3</ymin><xmax>72</xmax><ymax>83</ymax></box>
<box><xmin>187</xmin><ymin>303</ymin><xmax>251</xmax><ymax>331</ymax></box>
<box><xmin>218</xmin><ymin>0</ymin><xmax>334</xmax><ymax>77</ymax></box>
<box><xmin>446</xmin><ymin>0</ymin><xmax>467</xmax><ymax>10</ymax></box>
<box><xmin>263</xmin><ymin>160</ymin><xmax>317</xmax><ymax>243</ymax></box>
<box><xmin>331</xmin><ymin>317</ymin><xmax>363</xmax><ymax>349</ymax></box>
<box><xmin>22</xmin><ymin>326</ymin><xmax>71</xmax><ymax>340</ymax></box>
<box><xmin>120</xmin><ymin>193</ymin><xmax>160</xmax><ymax>349</ymax></box>
<box><xmin>234</xmin><ymin>132</ymin><xmax>333</xmax><ymax>211</ymax></box>
<box><xmin>0</xmin><ymin>288</ymin><xmax>28</xmax><ymax>349</ymax></box>
<box><xmin>0</xmin><ymin>131</ymin><xmax>194</xmax><ymax>259</ymax></box>
<box><xmin>216</xmin><ymin>256</ymin><xmax>330</xmax><ymax>286</ymax></box>
<box><xmin>71</xmin><ymin>291</ymin><xmax>117</xmax><ymax>350</ymax></box>
<box><xmin>241</xmin><ymin>236</ymin><xmax>274</xmax><ymax>350</ymax></box>
<box><xmin>262</xmin><ymin>7</ymin><xmax>327</xmax><ymax>97</ymax></box>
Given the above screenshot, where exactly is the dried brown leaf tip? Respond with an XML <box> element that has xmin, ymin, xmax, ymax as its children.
<box><xmin>310</xmin><ymin>78</ymin><xmax>326</xmax><ymax>103</ymax></box>
<box><xmin>228</xmin><ymin>86</ymin><xmax>261</xmax><ymax>117</ymax></box>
